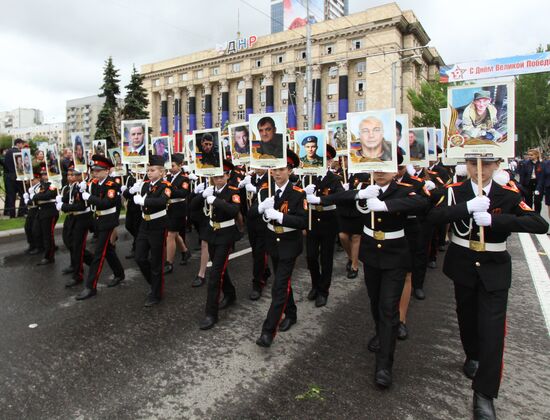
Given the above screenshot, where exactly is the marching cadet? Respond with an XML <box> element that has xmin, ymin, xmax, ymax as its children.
<box><xmin>304</xmin><ymin>144</ymin><xmax>344</xmax><ymax>307</ymax></box>
<box><xmin>30</xmin><ymin>167</ymin><xmax>59</xmax><ymax>265</ymax></box>
<box><xmin>121</xmin><ymin>167</ymin><xmax>143</xmax><ymax>259</ymax></box>
<box><xmin>191</xmin><ymin>160</ymin><xmax>242</xmax><ymax>330</ymax></box>
<box><xmin>76</xmin><ymin>155</ymin><xmax>125</xmax><ymax>301</ymax></box>
<box><xmin>164</xmin><ymin>154</ymin><xmax>191</xmax><ymax>274</ymax></box>
<box><xmin>130</xmin><ymin>155</ymin><xmax>172</xmax><ymax>307</ymax></box>
<box><xmin>250</xmin><ymin>150</ymin><xmax>307</xmax><ymax>348</ymax></box>
<box><xmin>427</xmin><ymin>156</ymin><xmax>548</xmax><ymax>420</ymax></box>
<box><xmin>23</xmin><ymin>169</ymin><xmax>43</xmax><ymax>255</ymax></box>
<box><xmin>57</xmin><ymin>167</ymin><xmax>94</xmax><ymax>287</ymax></box>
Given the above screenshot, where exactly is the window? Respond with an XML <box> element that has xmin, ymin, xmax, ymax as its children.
<box><xmin>328</xmin><ymin>66</ymin><xmax>338</xmax><ymax>77</ymax></box>
<box><xmin>281</xmin><ymin>89</ymin><xmax>288</xmax><ymax>100</ymax></box>
<box><xmin>211</xmin><ymin>66</ymin><xmax>220</xmax><ymax>76</ymax></box>
<box><xmin>237</xmin><ymin>110</ymin><xmax>246</xmax><ymax>120</ymax></box>
<box><xmin>356</xmin><ymin>61</ymin><xmax>366</xmax><ymax>73</ymax></box>
<box><xmin>327</xmin><ymin>83</ymin><xmax>338</xmax><ymax>95</ymax></box>
<box><xmin>299</xmin><ymin>50</ymin><xmax>307</xmax><ymax>60</ymax></box>
<box><xmin>327</xmin><ymin>101</ymin><xmax>338</xmax><ymax>114</ymax></box>
<box><xmin>181</xmin><ymin>73</ymin><xmax>188</xmax><ymax>81</ymax></box>
<box><xmin>167</xmin><ymin>76</ymin><xmax>174</xmax><ymax>84</ymax></box>
<box><xmin>237</xmin><ymin>95</ymin><xmax>245</xmax><ymax>105</ymax></box>
<box><xmin>154</xmin><ymin>79</ymin><xmax>160</xmax><ymax>87</ymax></box>
<box><xmin>325</xmin><ymin>45</ymin><xmax>334</xmax><ymax>55</ymax></box>
<box><xmin>196</xmin><ymin>69</ymin><xmax>203</xmax><ymax>79</ymax></box>
<box><xmin>276</xmin><ymin>54</ymin><xmax>285</xmax><ymax>64</ymax></box>
<box><xmin>255</xmin><ymin>59</ymin><xmax>262</xmax><ymax>68</ymax></box>
<box><xmin>232</xmin><ymin>62</ymin><xmax>241</xmax><ymax>72</ymax></box>
<box><xmin>355</xmin><ymin>80</ymin><xmax>365</xmax><ymax>92</ymax></box>
<box><xmin>355</xmin><ymin>99</ymin><xmax>365</xmax><ymax>112</ymax></box>
<box><xmin>352</xmin><ymin>39</ymin><xmax>363</xmax><ymax>50</ymax></box>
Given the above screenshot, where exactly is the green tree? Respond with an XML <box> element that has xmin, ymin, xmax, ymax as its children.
<box><xmin>515</xmin><ymin>45</ymin><xmax>550</xmax><ymax>154</ymax></box>
<box><xmin>122</xmin><ymin>65</ymin><xmax>149</xmax><ymax>120</ymax></box>
<box><xmin>95</xmin><ymin>56</ymin><xmax>121</xmax><ymax>147</ymax></box>
<box><xmin>407</xmin><ymin>73</ymin><xmax>447</xmax><ymax>127</ymax></box>
<box><xmin>0</xmin><ymin>134</ymin><xmax>13</xmax><ymax>150</ymax></box>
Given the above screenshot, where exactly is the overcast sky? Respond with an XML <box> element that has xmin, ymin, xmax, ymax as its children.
<box><xmin>1</xmin><ymin>0</ymin><xmax>548</xmax><ymax>123</ymax></box>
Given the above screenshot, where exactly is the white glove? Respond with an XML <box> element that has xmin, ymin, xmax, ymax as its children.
<box><xmin>406</xmin><ymin>164</ymin><xmax>416</xmax><ymax>176</ymax></box>
<box><xmin>357</xmin><ymin>185</ymin><xmax>381</xmax><ymax>200</ymax></box>
<box><xmin>182</xmin><ymin>165</ymin><xmax>190</xmax><ymax>173</ymax></box>
<box><xmin>55</xmin><ymin>202</ymin><xmax>63</xmax><ymax>211</ymax></box>
<box><xmin>455</xmin><ymin>164</ymin><xmax>468</xmax><ymax>177</ymax></box>
<box><xmin>307</xmin><ymin>194</ymin><xmax>321</xmax><ymax>204</ymax></box>
<box><xmin>466</xmin><ymin>196</ymin><xmax>490</xmax><ymax>214</ymax></box>
<box><xmin>23</xmin><ymin>192</ymin><xmax>29</xmax><ymax>201</ymax></box>
<box><xmin>133</xmin><ymin>195</ymin><xmax>145</xmax><ymax>206</ymax></box>
<box><xmin>534</xmin><ymin>190</ymin><xmax>541</xmax><ymax>196</ymax></box>
<box><xmin>258</xmin><ymin>196</ymin><xmax>274</xmax><ymax>214</ymax></box>
<box><xmin>304</xmin><ymin>184</ymin><xmax>316</xmax><ymax>195</ymax></box>
<box><xmin>239</xmin><ymin>175</ymin><xmax>252</xmax><ymax>188</ymax></box>
<box><xmin>29</xmin><ymin>190</ymin><xmax>35</xmax><ymax>199</ymax></box>
<box><xmin>342</xmin><ymin>183</ymin><xmax>349</xmax><ymax>191</ymax></box>
<box><xmin>120</xmin><ymin>185</ymin><xmax>127</xmax><ymax>193</ymax></box>
<box><xmin>82</xmin><ymin>192</ymin><xmax>91</xmax><ymax>201</ymax></box>
<box><xmin>424</xmin><ymin>180</ymin><xmax>436</xmax><ymax>191</ymax></box>
<box><xmin>55</xmin><ymin>195</ymin><xmax>63</xmax><ymax>203</ymax></box>
<box><xmin>492</xmin><ymin>170</ymin><xmax>510</xmax><ymax>186</ymax></box>
<box><xmin>194</xmin><ymin>182</ymin><xmax>206</xmax><ymax>194</ymax></box>
<box><xmin>202</xmin><ymin>186</ymin><xmax>214</xmax><ymax>198</ymax></box>
<box><xmin>79</xmin><ymin>181</ymin><xmax>87</xmax><ymax>192</ymax></box>
<box><xmin>206</xmin><ymin>195</ymin><xmax>216</xmax><ymax>205</ymax></box>
<box><xmin>473</xmin><ymin>211</ymin><xmax>492</xmax><ymax>227</ymax></box>
<box><xmin>245</xmin><ymin>183</ymin><xmax>257</xmax><ymax>194</ymax></box>
<box><xmin>129</xmin><ymin>181</ymin><xmax>143</xmax><ymax>195</ymax></box>
<box><xmin>188</xmin><ymin>173</ymin><xmax>198</xmax><ymax>181</ymax></box>
<box><xmin>265</xmin><ymin>208</ymin><xmax>284</xmax><ymax>224</ymax></box>
<box><xmin>367</xmin><ymin>197</ymin><xmax>388</xmax><ymax>212</ymax></box>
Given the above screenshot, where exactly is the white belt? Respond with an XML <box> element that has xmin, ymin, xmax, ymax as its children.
<box><xmin>267</xmin><ymin>223</ymin><xmax>296</xmax><ymax>233</ymax></box>
<box><xmin>406</xmin><ymin>215</ymin><xmax>417</xmax><ymax>219</ymax></box>
<box><xmin>37</xmin><ymin>199</ymin><xmax>56</xmax><ymax>204</ymax></box>
<box><xmin>168</xmin><ymin>198</ymin><xmax>186</xmax><ymax>204</ymax></box>
<box><xmin>363</xmin><ymin>226</ymin><xmax>405</xmax><ymax>240</ymax></box>
<box><xmin>313</xmin><ymin>204</ymin><xmax>337</xmax><ymax>212</ymax></box>
<box><xmin>95</xmin><ymin>207</ymin><xmax>117</xmax><ymax>216</ymax></box>
<box><xmin>209</xmin><ymin>219</ymin><xmax>236</xmax><ymax>230</ymax></box>
<box><xmin>142</xmin><ymin>209</ymin><xmax>167</xmax><ymax>221</ymax></box>
<box><xmin>72</xmin><ymin>209</ymin><xmax>91</xmax><ymax>215</ymax></box>
<box><xmin>451</xmin><ymin>236</ymin><xmax>506</xmax><ymax>252</ymax></box>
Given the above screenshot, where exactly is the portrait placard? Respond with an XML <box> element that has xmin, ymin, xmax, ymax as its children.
<box><xmin>407</xmin><ymin>128</ymin><xmax>429</xmax><ymax>168</ymax></box>
<box><xmin>108</xmin><ymin>148</ymin><xmax>126</xmax><ymax>176</ymax></box>
<box><xmin>21</xmin><ymin>148</ymin><xmax>33</xmax><ymax>180</ymax></box>
<box><xmin>13</xmin><ymin>152</ymin><xmax>25</xmax><ymax>180</ymax></box>
<box><xmin>228</xmin><ymin>123</ymin><xmax>250</xmax><ymax>165</ymax></box>
<box><xmin>295</xmin><ymin>129</ymin><xmax>327</xmax><ymax>175</ymax></box>
<box><xmin>326</xmin><ymin>120</ymin><xmax>348</xmax><ymax>156</ymax></box>
<box><xmin>427</xmin><ymin>128</ymin><xmax>437</xmax><ymax>160</ymax></box>
<box><xmin>193</xmin><ymin>129</ymin><xmax>223</xmax><ymax>177</ymax></box>
<box><xmin>44</xmin><ymin>144</ymin><xmax>62</xmax><ymax>186</ymax></box>
<box><xmin>71</xmin><ymin>132</ymin><xmax>87</xmax><ymax>172</ymax></box>
<box><xmin>121</xmin><ymin>119</ymin><xmax>149</xmax><ymax>164</ymax></box>
<box><xmin>92</xmin><ymin>139</ymin><xmax>107</xmax><ymax>156</ymax></box>
<box><xmin>396</xmin><ymin>114</ymin><xmax>410</xmax><ymax>164</ymax></box>
<box><xmin>151</xmin><ymin>136</ymin><xmax>172</xmax><ymax>169</ymax></box>
<box><xmin>440</xmin><ymin>107</ymin><xmax>462</xmax><ymax>165</ymax></box>
<box><xmin>184</xmin><ymin>135</ymin><xmax>195</xmax><ymax>170</ymax></box>
<box><xmin>249</xmin><ymin>112</ymin><xmax>287</xmax><ymax>169</ymax></box>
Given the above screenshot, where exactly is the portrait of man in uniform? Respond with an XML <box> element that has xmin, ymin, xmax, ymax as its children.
<box><xmin>254</xmin><ymin>116</ymin><xmax>284</xmax><ymax>159</ymax></box>
<box><xmin>409</xmin><ymin>129</ymin><xmax>426</xmax><ymax>161</ymax></box>
<box><xmin>461</xmin><ymin>90</ymin><xmax>502</xmax><ymax>141</ymax></box>
<box><xmin>300</xmin><ymin>135</ymin><xmax>323</xmax><ymax>167</ymax></box>
<box><xmin>152</xmin><ymin>137</ymin><xmax>170</xmax><ymax>163</ymax></box>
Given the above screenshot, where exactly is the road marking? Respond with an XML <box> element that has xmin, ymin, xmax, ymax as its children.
<box><xmin>518</xmin><ymin>233</ymin><xmax>550</xmax><ymax>335</ymax></box>
<box><xmin>534</xmin><ymin>233</ymin><xmax>550</xmax><ymax>261</ymax></box>
<box><xmin>206</xmin><ymin>247</ymin><xmax>252</xmax><ymax>267</ymax></box>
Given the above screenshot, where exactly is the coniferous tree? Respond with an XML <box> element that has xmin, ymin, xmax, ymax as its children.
<box><xmin>122</xmin><ymin>65</ymin><xmax>149</xmax><ymax>120</ymax></box>
<box><xmin>95</xmin><ymin>56</ymin><xmax>121</xmax><ymax>147</ymax></box>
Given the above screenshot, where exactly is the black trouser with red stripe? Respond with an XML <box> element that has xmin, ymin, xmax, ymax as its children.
<box><xmin>248</xmin><ymin>228</ymin><xmax>268</xmax><ymax>291</ymax></box>
<box><xmin>125</xmin><ymin>209</ymin><xmax>142</xmax><ymax>252</ymax></box>
<box><xmin>39</xmin><ymin>215</ymin><xmax>59</xmax><ymax>260</ymax></box>
<box><xmin>135</xmin><ymin>223</ymin><xmax>167</xmax><ymax>300</ymax></box>
<box><xmin>25</xmin><ymin>208</ymin><xmax>42</xmax><ymax>251</ymax></box>
<box><xmin>262</xmin><ymin>256</ymin><xmax>297</xmax><ymax>336</ymax></box>
<box><xmin>306</xmin><ymin>228</ymin><xmax>337</xmax><ymax>297</ymax></box>
<box><xmin>71</xmin><ymin>218</ymin><xmax>93</xmax><ymax>282</ymax></box>
<box><xmin>85</xmin><ymin>228</ymin><xmax>124</xmax><ymax>290</ymax></box>
<box><xmin>206</xmin><ymin>242</ymin><xmax>235</xmax><ymax>318</ymax></box>
<box><xmin>454</xmin><ymin>281</ymin><xmax>508</xmax><ymax>398</ymax></box>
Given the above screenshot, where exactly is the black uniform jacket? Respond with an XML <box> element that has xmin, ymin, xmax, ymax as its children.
<box><xmin>334</xmin><ymin>172</ymin><xmax>370</xmax><ymax>219</ymax></box>
<box><xmin>139</xmin><ymin>179</ymin><xmax>171</xmax><ymax>230</ymax></box>
<box><xmin>247</xmin><ymin>173</ymin><xmax>269</xmax><ymax>233</ymax></box>
<box><xmin>167</xmin><ymin>172</ymin><xmax>190</xmax><ymax>212</ymax></box>
<box><xmin>61</xmin><ymin>183</ymin><xmax>92</xmax><ymax>221</ymax></box>
<box><xmin>86</xmin><ymin>177</ymin><xmax>121</xmax><ymax>231</ymax></box>
<box><xmin>309</xmin><ymin>171</ymin><xmax>344</xmax><ymax>233</ymax></box>
<box><xmin>32</xmin><ymin>181</ymin><xmax>58</xmax><ymax>219</ymax></box>
<box><xmin>123</xmin><ymin>175</ymin><xmax>141</xmax><ymax>214</ymax></box>
<box><xmin>428</xmin><ymin>180</ymin><xmax>549</xmax><ymax>291</ymax></box>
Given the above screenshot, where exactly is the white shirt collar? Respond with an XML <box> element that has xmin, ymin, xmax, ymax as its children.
<box><xmin>215</xmin><ymin>183</ymin><xmax>227</xmax><ymax>194</ymax></box>
<box><xmin>150</xmin><ymin>178</ymin><xmax>160</xmax><ymax>186</ymax></box>
<box><xmin>275</xmin><ymin>180</ymin><xmax>289</xmax><ymax>195</ymax></box>
<box><xmin>379</xmin><ymin>183</ymin><xmax>391</xmax><ymax>193</ymax></box>
<box><xmin>99</xmin><ymin>177</ymin><xmax>107</xmax><ymax>186</ymax></box>
<box><xmin>470</xmin><ymin>180</ymin><xmax>492</xmax><ymax>195</ymax></box>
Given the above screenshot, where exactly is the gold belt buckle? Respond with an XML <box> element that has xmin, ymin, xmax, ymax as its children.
<box><xmin>373</xmin><ymin>231</ymin><xmax>385</xmax><ymax>240</ymax></box>
<box><xmin>212</xmin><ymin>222</ymin><xmax>221</xmax><ymax>230</ymax></box>
<box><xmin>144</xmin><ymin>214</ymin><xmax>151</xmax><ymax>221</ymax></box>
<box><xmin>315</xmin><ymin>205</ymin><xmax>323</xmax><ymax>212</ymax></box>
<box><xmin>274</xmin><ymin>226</ymin><xmax>284</xmax><ymax>234</ymax></box>
<box><xmin>469</xmin><ymin>240</ymin><xmax>486</xmax><ymax>252</ymax></box>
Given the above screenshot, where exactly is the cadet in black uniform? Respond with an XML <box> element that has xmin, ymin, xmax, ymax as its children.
<box><xmin>31</xmin><ymin>169</ymin><xmax>59</xmax><ymax>265</ymax></box>
<box><xmin>121</xmin><ymin>168</ymin><xmax>142</xmax><ymax>259</ymax></box>
<box><xmin>304</xmin><ymin>144</ymin><xmax>344</xmax><ymax>307</ymax></box>
<box><xmin>191</xmin><ymin>160</ymin><xmax>242</xmax><ymax>330</ymax></box>
<box><xmin>428</xmin><ymin>157</ymin><xmax>548</xmax><ymax>420</ymax></box>
<box><xmin>59</xmin><ymin>181</ymin><xmax>75</xmax><ymax>274</ymax></box>
<box><xmin>131</xmin><ymin>155</ymin><xmax>172</xmax><ymax>307</ymax></box>
<box><xmin>251</xmin><ymin>150</ymin><xmax>308</xmax><ymax>347</ymax></box>
<box><xmin>76</xmin><ymin>155</ymin><xmax>125</xmax><ymax>300</ymax></box>
<box><xmin>23</xmin><ymin>169</ymin><xmax>43</xmax><ymax>255</ymax></box>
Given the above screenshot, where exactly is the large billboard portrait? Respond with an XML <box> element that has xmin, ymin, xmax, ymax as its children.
<box><xmin>108</xmin><ymin>148</ymin><xmax>126</xmax><ymax>176</ymax></box>
<box><xmin>249</xmin><ymin>112</ymin><xmax>287</xmax><ymax>169</ymax></box>
<box><xmin>326</xmin><ymin>120</ymin><xmax>347</xmax><ymax>156</ymax></box>
<box><xmin>407</xmin><ymin>128</ymin><xmax>429</xmax><ymax>168</ymax></box>
<box><xmin>92</xmin><ymin>139</ymin><xmax>107</xmax><ymax>156</ymax></box>
<box><xmin>228</xmin><ymin>122</ymin><xmax>250</xmax><ymax>165</ymax></box>
<box><xmin>446</xmin><ymin>78</ymin><xmax>515</xmax><ymax>159</ymax></box>
<box><xmin>72</xmin><ymin>132</ymin><xmax>87</xmax><ymax>172</ymax></box>
<box><xmin>193</xmin><ymin>129</ymin><xmax>223</xmax><ymax>177</ymax></box>
<box><xmin>347</xmin><ymin>108</ymin><xmax>398</xmax><ymax>173</ymax></box>
<box><xmin>121</xmin><ymin>119</ymin><xmax>149</xmax><ymax>164</ymax></box>
<box><xmin>295</xmin><ymin>129</ymin><xmax>326</xmax><ymax>175</ymax></box>
<box><xmin>151</xmin><ymin>136</ymin><xmax>172</xmax><ymax>168</ymax></box>
<box><xmin>396</xmin><ymin>114</ymin><xmax>410</xmax><ymax>164</ymax></box>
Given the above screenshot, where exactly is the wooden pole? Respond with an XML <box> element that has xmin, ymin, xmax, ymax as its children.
<box><xmin>341</xmin><ymin>155</ymin><xmax>348</xmax><ymax>184</ymax></box>
<box><xmin>370</xmin><ymin>172</ymin><xmax>375</xmax><ymax>230</ymax></box>
<box><xmin>308</xmin><ymin>174</ymin><xmax>313</xmax><ymax>231</ymax></box>
<box><xmin>268</xmin><ymin>170</ymin><xmax>272</xmax><ymax>197</ymax></box>
<box><xmin>477</xmin><ymin>157</ymin><xmax>485</xmax><ymax>244</ymax></box>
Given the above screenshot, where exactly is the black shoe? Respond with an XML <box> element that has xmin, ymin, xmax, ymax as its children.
<box><xmin>463</xmin><ymin>358</ymin><xmax>479</xmax><ymax>380</ymax></box>
<box><xmin>65</xmin><ymin>279</ymin><xmax>81</xmax><ymax>288</ymax></box>
<box><xmin>125</xmin><ymin>251</ymin><xmax>135</xmax><ymax>259</ymax></box>
<box><xmin>279</xmin><ymin>317</ymin><xmax>296</xmax><ymax>332</ymax></box>
<box><xmin>256</xmin><ymin>333</ymin><xmax>273</xmax><ymax>348</ymax></box>
<box><xmin>414</xmin><ymin>288</ymin><xmax>426</xmax><ymax>300</ymax></box>
<box><xmin>75</xmin><ymin>288</ymin><xmax>96</xmax><ymax>300</ymax></box>
<box><xmin>24</xmin><ymin>247</ymin><xmax>36</xmax><ymax>255</ymax></box>
<box><xmin>61</xmin><ymin>266</ymin><xmax>74</xmax><ymax>275</ymax></box>
<box><xmin>397</xmin><ymin>322</ymin><xmax>408</xmax><ymax>340</ymax></box>
<box><xmin>144</xmin><ymin>296</ymin><xmax>160</xmax><ymax>307</ymax></box>
<box><xmin>164</xmin><ymin>262</ymin><xmax>173</xmax><ymax>275</ymax></box>
<box><xmin>368</xmin><ymin>335</ymin><xmax>380</xmax><ymax>353</ymax></box>
<box><xmin>180</xmin><ymin>250</ymin><xmax>192</xmax><ymax>265</ymax></box>
<box><xmin>37</xmin><ymin>258</ymin><xmax>54</xmax><ymax>266</ymax></box>
<box><xmin>249</xmin><ymin>288</ymin><xmax>262</xmax><ymax>301</ymax></box>
<box><xmin>427</xmin><ymin>261</ymin><xmax>437</xmax><ymax>269</ymax></box>
<box><xmin>315</xmin><ymin>294</ymin><xmax>327</xmax><ymax>307</ymax></box>
<box><xmin>307</xmin><ymin>288</ymin><xmax>318</xmax><ymax>301</ymax></box>
<box><xmin>219</xmin><ymin>296</ymin><xmax>236</xmax><ymax>310</ymax></box>
<box><xmin>264</xmin><ymin>267</ymin><xmax>272</xmax><ymax>279</ymax></box>
<box><xmin>192</xmin><ymin>276</ymin><xmax>205</xmax><ymax>288</ymax></box>
<box><xmin>29</xmin><ymin>248</ymin><xmax>43</xmax><ymax>255</ymax></box>
<box><xmin>347</xmin><ymin>268</ymin><xmax>359</xmax><ymax>279</ymax></box>
<box><xmin>199</xmin><ymin>315</ymin><xmax>217</xmax><ymax>330</ymax></box>
<box><xmin>438</xmin><ymin>245</ymin><xmax>446</xmax><ymax>252</ymax></box>
<box><xmin>346</xmin><ymin>259</ymin><xmax>352</xmax><ymax>272</ymax></box>
<box><xmin>107</xmin><ymin>276</ymin><xmax>125</xmax><ymax>288</ymax></box>
<box><xmin>473</xmin><ymin>392</ymin><xmax>496</xmax><ymax>420</ymax></box>
<box><xmin>375</xmin><ymin>369</ymin><xmax>392</xmax><ymax>388</ymax></box>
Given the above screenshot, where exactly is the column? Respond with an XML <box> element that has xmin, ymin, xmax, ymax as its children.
<box><xmin>312</xmin><ymin>65</ymin><xmax>322</xmax><ymax>129</ymax></box>
<box><xmin>244</xmin><ymin>75</ymin><xmax>253</xmax><ymax>121</ymax></box>
<box><xmin>160</xmin><ymin>90</ymin><xmax>168</xmax><ymax>135</ymax></box>
<box><xmin>187</xmin><ymin>85</ymin><xmax>196</xmax><ymax>133</ymax></box>
<box><xmin>285</xmin><ymin>69</ymin><xmax>297</xmax><ymax>130</ymax></box>
<box><xmin>264</xmin><ymin>71</ymin><xmax>274</xmax><ymax>113</ymax></box>
<box><xmin>173</xmin><ymin>89</ymin><xmax>182</xmax><ymax>152</ymax></box>
<box><xmin>203</xmin><ymin>82</ymin><xmax>212</xmax><ymax>129</ymax></box>
<box><xmin>337</xmin><ymin>61</ymin><xmax>349</xmax><ymax>121</ymax></box>
<box><xmin>220</xmin><ymin>79</ymin><xmax>229</xmax><ymax>129</ymax></box>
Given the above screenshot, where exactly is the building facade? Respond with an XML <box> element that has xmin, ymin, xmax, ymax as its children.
<box><xmin>4</xmin><ymin>123</ymin><xmax>66</xmax><ymax>144</ymax></box>
<box><xmin>271</xmin><ymin>0</ymin><xmax>349</xmax><ymax>34</ymax></box>
<box><xmin>65</xmin><ymin>95</ymin><xmax>108</xmax><ymax>148</ymax></box>
<box><xmin>0</xmin><ymin>108</ymin><xmax>44</xmax><ymax>132</ymax></box>
<box><xmin>141</xmin><ymin>3</ymin><xmax>443</xmax><ymax>143</ymax></box>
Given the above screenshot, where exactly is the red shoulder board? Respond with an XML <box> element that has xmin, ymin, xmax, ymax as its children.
<box><xmin>162</xmin><ymin>180</ymin><xmax>172</xmax><ymax>186</ymax></box>
<box><xmin>92</xmin><ymin>179</ymin><xmax>99</xmax><ymax>184</ymax></box>
<box><xmin>144</xmin><ymin>180</ymin><xmax>151</xmax><ymax>183</ymax></box>
<box><xmin>260</xmin><ymin>182</ymin><xmax>268</xmax><ymax>189</ymax></box>
<box><xmin>164</xmin><ymin>187</ymin><xmax>171</xmax><ymax>197</ymax></box>
<box><xmin>502</xmin><ymin>182</ymin><xmax>520</xmax><ymax>193</ymax></box>
<box><xmin>519</xmin><ymin>201</ymin><xmax>533</xmax><ymax>211</ymax></box>
<box><xmin>445</xmin><ymin>182</ymin><xmax>463</xmax><ymax>189</ymax></box>
<box><xmin>229</xmin><ymin>185</ymin><xmax>239</xmax><ymax>191</ymax></box>
<box><xmin>293</xmin><ymin>186</ymin><xmax>304</xmax><ymax>192</ymax></box>
<box><xmin>105</xmin><ymin>181</ymin><xmax>113</xmax><ymax>186</ymax></box>
<box><xmin>397</xmin><ymin>182</ymin><xmax>413</xmax><ymax>187</ymax></box>
<box><xmin>410</xmin><ymin>175</ymin><xmax>423</xmax><ymax>182</ymax></box>
<box><xmin>422</xmin><ymin>186</ymin><xmax>432</xmax><ymax>196</ymax></box>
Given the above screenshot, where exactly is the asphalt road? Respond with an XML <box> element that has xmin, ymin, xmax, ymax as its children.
<box><xmin>0</xmin><ymin>228</ymin><xmax>548</xmax><ymax>419</ymax></box>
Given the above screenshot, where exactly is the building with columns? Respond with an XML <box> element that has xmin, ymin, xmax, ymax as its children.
<box><xmin>141</xmin><ymin>3</ymin><xmax>443</xmax><ymax>148</ymax></box>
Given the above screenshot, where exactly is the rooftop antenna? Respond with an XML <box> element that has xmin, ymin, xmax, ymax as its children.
<box><xmin>237</xmin><ymin>8</ymin><xmax>241</xmax><ymax>39</ymax></box>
